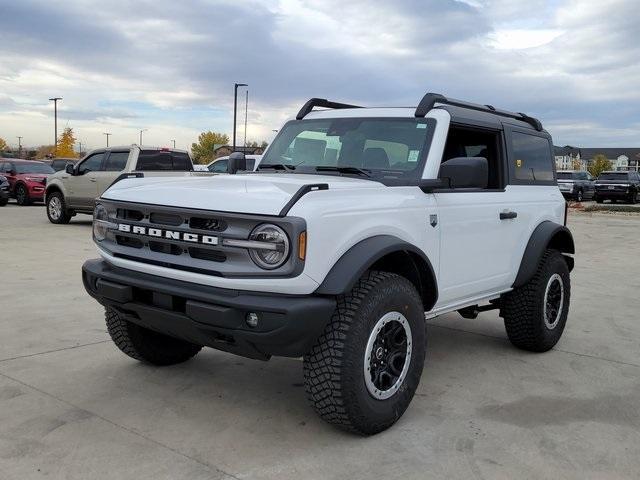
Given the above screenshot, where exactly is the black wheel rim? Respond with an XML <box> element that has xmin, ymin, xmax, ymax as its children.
<box><xmin>543</xmin><ymin>274</ymin><xmax>564</xmax><ymax>329</ymax></box>
<box><xmin>17</xmin><ymin>186</ymin><xmax>25</xmax><ymax>203</ymax></box>
<box><xmin>364</xmin><ymin>312</ymin><xmax>412</xmax><ymax>400</ymax></box>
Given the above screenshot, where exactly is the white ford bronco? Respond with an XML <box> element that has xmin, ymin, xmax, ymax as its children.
<box><xmin>82</xmin><ymin>93</ymin><xmax>574</xmax><ymax>435</ymax></box>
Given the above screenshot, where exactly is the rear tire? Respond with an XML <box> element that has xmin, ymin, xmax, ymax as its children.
<box><xmin>105</xmin><ymin>307</ymin><xmax>202</xmax><ymax>365</ymax></box>
<box><xmin>303</xmin><ymin>271</ymin><xmax>426</xmax><ymax>435</ymax></box>
<box><xmin>595</xmin><ymin>195</ymin><xmax>603</xmax><ymax>204</ymax></box>
<box><xmin>501</xmin><ymin>250</ymin><xmax>570</xmax><ymax>352</ymax></box>
<box><xmin>46</xmin><ymin>192</ymin><xmax>72</xmax><ymax>224</ymax></box>
<box><xmin>0</xmin><ymin>197</ymin><xmax>7</xmax><ymax>206</ymax></box>
<box><xmin>629</xmin><ymin>190</ymin><xmax>638</xmax><ymax>204</ymax></box>
<box><xmin>15</xmin><ymin>184</ymin><xmax>30</xmax><ymax>206</ymax></box>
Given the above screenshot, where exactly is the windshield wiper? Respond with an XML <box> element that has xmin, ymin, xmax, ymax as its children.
<box><xmin>257</xmin><ymin>163</ymin><xmax>296</xmax><ymax>171</ymax></box>
<box><xmin>315</xmin><ymin>166</ymin><xmax>372</xmax><ymax>177</ymax></box>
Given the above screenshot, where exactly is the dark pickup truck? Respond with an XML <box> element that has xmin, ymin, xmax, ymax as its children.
<box><xmin>557</xmin><ymin>170</ymin><xmax>595</xmax><ymax>202</ymax></box>
<box><xmin>594</xmin><ymin>171</ymin><xmax>640</xmax><ymax>204</ymax></box>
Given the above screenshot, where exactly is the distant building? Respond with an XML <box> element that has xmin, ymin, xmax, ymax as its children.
<box><xmin>213</xmin><ymin>145</ymin><xmax>265</xmax><ymax>159</ymax></box>
<box><xmin>554</xmin><ymin>146</ymin><xmax>640</xmax><ymax>172</ymax></box>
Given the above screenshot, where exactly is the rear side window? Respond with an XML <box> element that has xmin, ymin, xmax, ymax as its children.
<box><xmin>104</xmin><ymin>152</ymin><xmax>129</xmax><ymax>171</ymax></box>
<box><xmin>510</xmin><ymin>131</ymin><xmax>554</xmax><ymax>183</ymax></box>
<box><xmin>136</xmin><ymin>151</ymin><xmax>193</xmax><ymax>171</ymax></box>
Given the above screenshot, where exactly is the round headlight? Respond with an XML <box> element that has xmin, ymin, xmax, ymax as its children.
<box><xmin>93</xmin><ymin>204</ymin><xmax>109</xmax><ymax>242</ymax></box>
<box><xmin>249</xmin><ymin>224</ymin><xmax>290</xmax><ymax>269</ymax></box>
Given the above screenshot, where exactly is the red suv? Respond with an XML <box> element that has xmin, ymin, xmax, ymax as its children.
<box><xmin>0</xmin><ymin>159</ymin><xmax>55</xmax><ymax>205</ymax></box>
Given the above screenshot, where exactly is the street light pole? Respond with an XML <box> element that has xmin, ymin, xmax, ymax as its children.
<box><xmin>233</xmin><ymin>83</ymin><xmax>247</xmax><ymax>152</ymax></box>
<box><xmin>103</xmin><ymin>132</ymin><xmax>111</xmax><ymax>147</ymax></box>
<box><xmin>16</xmin><ymin>136</ymin><xmax>22</xmax><ymax>158</ymax></box>
<box><xmin>78</xmin><ymin>141</ymin><xmax>83</xmax><ymax>156</ymax></box>
<box><xmin>171</xmin><ymin>139</ymin><xmax>176</xmax><ymax>149</ymax></box>
<box><xmin>49</xmin><ymin>97</ymin><xmax>62</xmax><ymax>155</ymax></box>
<box><xmin>139</xmin><ymin>129</ymin><xmax>148</xmax><ymax>146</ymax></box>
<box><xmin>244</xmin><ymin>90</ymin><xmax>249</xmax><ymax>148</ymax></box>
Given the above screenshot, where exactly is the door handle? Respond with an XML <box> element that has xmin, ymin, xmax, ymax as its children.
<box><xmin>500</xmin><ymin>211</ymin><xmax>517</xmax><ymax>220</ymax></box>
<box><xmin>89</xmin><ymin>177</ymin><xmax>97</xmax><ymax>182</ymax></box>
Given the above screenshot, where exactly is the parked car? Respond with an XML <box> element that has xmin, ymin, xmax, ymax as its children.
<box><xmin>207</xmin><ymin>155</ymin><xmax>261</xmax><ymax>173</ymax></box>
<box><xmin>45</xmin><ymin>158</ymin><xmax>79</xmax><ymax>172</ymax></box>
<box><xmin>0</xmin><ymin>175</ymin><xmax>9</xmax><ymax>206</ymax></box>
<box><xmin>45</xmin><ymin>145</ymin><xmax>194</xmax><ymax>224</ymax></box>
<box><xmin>0</xmin><ymin>159</ymin><xmax>54</xmax><ymax>205</ymax></box>
<box><xmin>556</xmin><ymin>170</ymin><xmax>595</xmax><ymax>202</ymax></box>
<box><xmin>594</xmin><ymin>171</ymin><xmax>640</xmax><ymax>204</ymax></box>
<box><xmin>82</xmin><ymin>92</ymin><xmax>574</xmax><ymax>435</ymax></box>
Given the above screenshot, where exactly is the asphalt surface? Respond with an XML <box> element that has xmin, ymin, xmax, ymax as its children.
<box><xmin>1</xmin><ymin>202</ymin><xmax>639</xmax><ymax>480</ymax></box>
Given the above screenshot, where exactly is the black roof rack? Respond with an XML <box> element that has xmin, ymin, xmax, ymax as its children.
<box><xmin>296</xmin><ymin>98</ymin><xmax>362</xmax><ymax>120</ymax></box>
<box><xmin>415</xmin><ymin>92</ymin><xmax>543</xmax><ymax>131</ymax></box>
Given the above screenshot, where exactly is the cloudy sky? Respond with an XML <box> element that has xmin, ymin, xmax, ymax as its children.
<box><xmin>0</xmin><ymin>0</ymin><xmax>638</xmax><ymax>151</ymax></box>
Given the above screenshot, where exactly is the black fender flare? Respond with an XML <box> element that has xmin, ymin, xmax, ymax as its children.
<box><xmin>315</xmin><ymin>235</ymin><xmax>438</xmax><ymax>309</ymax></box>
<box><xmin>512</xmin><ymin>221</ymin><xmax>575</xmax><ymax>288</ymax></box>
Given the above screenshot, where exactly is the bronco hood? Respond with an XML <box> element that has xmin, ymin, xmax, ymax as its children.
<box><xmin>102</xmin><ymin>173</ymin><xmax>382</xmax><ymax>216</ymax></box>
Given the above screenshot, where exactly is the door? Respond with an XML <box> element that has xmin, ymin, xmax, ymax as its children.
<box><xmin>0</xmin><ymin>162</ymin><xmax>16</xmax><ymax>193</ymax></box>
<box><xmin>433</xmin><ymin>126</ymin><xmax>521</xmax><ymax>307</ymax></box>
<box><xmin>95</xmin><ymin>151</ymin><xmax>130</xmax><ymax>196</ymax></box>
<box><xmin>65</xmin><ymin>152</ymin><xmax>105</xmax><ymax>208</ymax></box>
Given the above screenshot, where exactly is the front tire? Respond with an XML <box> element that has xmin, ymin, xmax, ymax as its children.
<box><xmin>15</xmin><ymin>184</ymin><xmax>30</xmax><ymax>206</ymax></box>
<box><xmin>501</xmin><ymin>250</ymin><xmax>570</xmax><ymax>352</ymax></box>
<box><xmin>576</xmin><ymin>189</ymin><xmax>583</xmax><ymax>202</ymax></box>
<box><xmin>46</xmin><ymin>192</ymin><xmax>72</xmax><ymax>224</ymax></box>
<box><xmin>105</xmin><ymin>307</ymin><xmax>202</xmax><ymax>365</ymax></box>
<box><xmin>303</xmin><ymin>271</ymin><xmax>426</xmax><ymax>435</ymax></box>
<box><xmin>0</xmin><ymin>197</ymin><xmax>7</xmax><ymax>206</ymax></box>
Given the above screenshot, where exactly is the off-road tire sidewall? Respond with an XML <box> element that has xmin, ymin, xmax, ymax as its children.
<box><xmin>502</xmin><ymin>250</ymin><xmax>570</xmax><ymax>352</ymax></box>
<box><xmin>105</xmin><ymin>307</ymin><xmax>202</xmax><ymax>366</ymax></box>
<box><xmin>304</xmin><ymin>271</ymin><xmax>426</xmax><ymax>435</ymax></box>
<box><xmin>46</xmin><ymin>192</ymin><xmax>72</xmax><ymax>224</ymax></box>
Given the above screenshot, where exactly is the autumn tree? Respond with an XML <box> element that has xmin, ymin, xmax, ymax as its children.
<box><xmin>56</xmin><ymin>127</ymin><xmax>78</xmax><ymax>158</ymax></box>
<box><xmin>588</xmin><ymin>154</ymin><xmax>613</xmax><ymax>178</ymax></box>
<box><xmin>571</xmin><ymin>158</ymin><xmax>582</xmax><ymax>170</ymax></box>
<box><xmin>246</xmin><ymin>140</ymin><xmax>269</xmax><ymax>149</ymax></box>
<box><xmin>0</xmin><ymin>137</ymin><xmax>7</xmax><ymax>152</ymax></box>
<box><xmin>191</xmin><ymin>131</ymin><xmax>229</xmax><ymax>164</ymax></box>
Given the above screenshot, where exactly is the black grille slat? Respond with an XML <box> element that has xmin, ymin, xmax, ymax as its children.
<box><xmin>189</xmin><ymin>217</ymin><xmax>227</xmax><ymax>232</ymax></box>
<box><xmin>149</xmin><ymin>212</ymin><xmax>183</xmax><ymax>226</ymax></box>
<box><xmin>116</xmin><ymin>235</ymin><xmax>143</xmax><ymax>249</ymax></box>
<box><xmin>189</xmin><ymin>247</ymin><xmax>227</xmax><ymax>263</ymax></box>
<box><xmin>116</xmin><ymin>209</ymin><xmax>144</xmax><ymax>221</ymax></box>
<box><xmin>149</xmin><ymin>241</ymin><xmax>182</xmax><ymax>256</ymax></box>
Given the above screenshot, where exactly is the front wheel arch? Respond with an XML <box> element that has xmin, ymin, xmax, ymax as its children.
<box><xmin>314</xmin><ymin>235</ymin><xmax>438</xmax><ymax>311</ymax></box>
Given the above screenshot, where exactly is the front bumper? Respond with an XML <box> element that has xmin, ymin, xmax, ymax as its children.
<box><xmin>595</xmin><ymin>188</ymin><xmax>629</xmax><ymax>199</ymax></box>
<box><xmin>27</xmin><ymin>183</ymin><xmax>46</xmax><ymax>199</ymax></box>
<box><xmin>82</xmin><ymin>259</ymin><xmax>336</xmax><ymax>360</ymax></box>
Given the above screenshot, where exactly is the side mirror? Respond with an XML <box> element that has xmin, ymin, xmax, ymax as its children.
<box><xmin>227</xmin><ymin>152</ymin><xmax>247</xmax><ymax>174</ymax></box>
<box><xmin>65</xmin><ymin>163</ymin><xmax>75</xmax><ymax>175</ymax></box>
<box><xmin>9</xmin><ymin>169</ymin><xmax>17</xmax><ymax>176</ymax></box>
<box><xmin>439</xmin><ymin>157</ymin><xmax>488</xmax><ymax>189</ymax></box>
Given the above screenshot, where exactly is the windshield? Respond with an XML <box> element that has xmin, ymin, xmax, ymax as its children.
<box><xmin>15</xmin><ymin>163</ymin><xmax>55</xmax><ymax>174</ymax></box>
<box><xmin>556</xmin><ymin>172</ymin><xmax>574</xmax><ymax>179</ymax></box>
<box><xmin>599</xmin><ymin>172</ymin><xmax>628</xmax><ymax>181</ymax></box>
<box><xmin>260</xmin><ymin>118</ymin><xmax>434</xmax><ymax>179</ymax></box>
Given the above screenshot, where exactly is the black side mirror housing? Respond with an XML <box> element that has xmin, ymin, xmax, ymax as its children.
<box><xmin>65</xmin><ymin>163</ymin><xmax>75</xmax><ymax>175</ymax></box>
<box><xmin>227</xmin><ymin>152</ymin><xmax>247</xmax><ymax>174</ymax></box>
<box><xmin>439</xmin><ymin>157</ymin><xmax>488</xmax><ymax>189</ymax></box>
<box><xmin>9</xmin><ymin>169</ymin><xmax>17</xmax><ymax>176</ymax></box>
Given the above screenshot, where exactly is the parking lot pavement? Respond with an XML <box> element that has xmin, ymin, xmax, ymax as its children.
<box><xmin>1</xmin><ymin>204</ymin><xmax>639</xmax><ymax>480</ymax></box>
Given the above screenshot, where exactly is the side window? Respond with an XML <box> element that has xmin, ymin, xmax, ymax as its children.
<box><xmin>510</xmin><ymin>132</ymin><xmax>554</xmax><ymax>183</ymax></box>
<box><xmin>209</xmin><ymin>159</ymin><xmax>228</xmax><ymax>173</ymax></box>
<box><xmin>136</xmin><ymin>151</ymin><xmax>190</xmax><ymax>171</ymax></box>
<box><xmin>170</xmin><ymin>153</ymin><xmax>192</xmax><ymax>171</ymax></box>
<box><xmin>441</xmin><ymin>127</ymin><xmax>503</xmax><ymax>189</ymax></box>
<box><xmin>0</xmin><ymin>162</ymin><xmax>8</xmax><ymax>173</ymax></box>
<box><xmin>78</xmin><ymin>153</ymin><xmax>105</xmax><ymax>174</ymax></box>
<box><xmin>104</xmin><ymin>152</ymin><xmax>129</xmax><ymax>172</ymax></box>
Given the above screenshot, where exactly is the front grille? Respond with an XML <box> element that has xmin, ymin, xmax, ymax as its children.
<box><xmin>100</xmin><ymin>200</ymin><xmax>304</xmax><ymax>278</ymax></box>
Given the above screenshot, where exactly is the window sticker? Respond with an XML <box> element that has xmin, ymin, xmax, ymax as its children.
<box><xmin>516</xmin><ymin>159</ymin><xmax>523</xmax><ymax>168</ymax></box>
<box><xmin>408</xmin><ymin>150</ymin><xmax>420</xmax><ymax>162</ymax></box>
<box><xmin>416</xmin><ymin>123</ymin><xmax>427</xmax><ymax>129</ymax></box>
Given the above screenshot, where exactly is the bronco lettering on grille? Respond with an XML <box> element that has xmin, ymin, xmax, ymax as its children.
<box><xmin>117</xmin><ymin>223</ymin><xmax>218</xmax><ymax>245</ymax></box>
